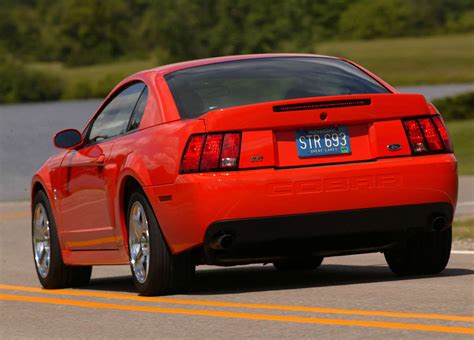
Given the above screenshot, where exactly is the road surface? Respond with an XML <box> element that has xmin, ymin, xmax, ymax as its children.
<box><xmin>0</xmin><ymin>206</ymin><xmax>472</xmax><ymax>338</ymax></box>
<box><xmin>397</xmin><ymin>83</ymin><xmax>474</xmax><ymax>101</ymax></box>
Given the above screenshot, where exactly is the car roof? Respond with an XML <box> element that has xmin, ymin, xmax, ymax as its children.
<box><xmin>137</xmin><ymin>53</ymin><xmax>341</xmax><ymax>77</ymax></box>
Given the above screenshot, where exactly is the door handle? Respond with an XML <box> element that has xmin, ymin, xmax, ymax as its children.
<box><xmin>69</xmin><ymin>154</ymin><xmax>106</xmax><ymax>167</ymax></box>
<box><xmin>96</xmin><ymin>154</ymin><xmax>106</xmax><ymax>164</ymax></box>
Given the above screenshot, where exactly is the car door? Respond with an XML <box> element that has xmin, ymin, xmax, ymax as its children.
<box><xmin>58</xmin><ymin>82</ymin><xmax>146</xmax><ymax>250</ymax></box>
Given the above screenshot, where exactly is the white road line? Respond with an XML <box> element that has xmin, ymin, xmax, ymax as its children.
<box><xmin>451</xmin><ymin>250</ymin><xmax>474</xmax><ymax>255</ymax></box>
<box><xmin>457</xmin><ymin>201</ymin><xmax>474</xmax><ymax>207</ymax></box>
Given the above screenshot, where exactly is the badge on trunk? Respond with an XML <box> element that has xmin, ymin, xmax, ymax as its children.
<box><xmin>387</xmin><ymin>144</ymin><xmax>402</xmax><ymax>151</ymax></box>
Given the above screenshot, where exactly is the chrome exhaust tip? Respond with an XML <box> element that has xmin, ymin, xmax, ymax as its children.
<box><xmin>432</xmin><ymin>216</ymin><xmax>448</xmax><ymax>231</ymax></box>
<box><xmin>209</xmin><ymin>234</ymin><xmax>234</xmax><ymax>250</ymax></box>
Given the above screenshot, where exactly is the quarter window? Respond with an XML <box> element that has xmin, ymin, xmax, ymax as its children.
<box><xmin>128</xmin><ymin>87</ymin><xmax>148</xmax><ymax>131</ymax></box>
<box><xmin>88</xmin><ymin>82</ymin><xmax>145</xmax><ymax>143</ymax></box>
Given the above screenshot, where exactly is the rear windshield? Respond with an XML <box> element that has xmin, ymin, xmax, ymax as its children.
<box><xmin>165</xmin><ymin>57</ymin><xmax>389</xmax><ymax>119</ymax></box>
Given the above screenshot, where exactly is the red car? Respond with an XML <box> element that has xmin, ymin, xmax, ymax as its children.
<box><xmin>31</xmin><ymin>54</ymin><xmax>457</xmax><ymax>295</ymax></box>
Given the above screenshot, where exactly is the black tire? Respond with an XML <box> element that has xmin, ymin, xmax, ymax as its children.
<box><xmin>127</xmin><ymin>191</ymin><xmax>195</xmax><ymax>296</ymax></box>
<box><xmin>384</xmin><ymin>227</ymin><xmax>451</xmax><ymax>276</ymax></box>
<box><xmin>32</xmin><ymin>190</ymin><xmax>92</xmax><ymax>288</ymax></box>
<box><xmin>273</xmin><ymin>256</ymin><xmax>324</xmax><ymax>271</ymax></box>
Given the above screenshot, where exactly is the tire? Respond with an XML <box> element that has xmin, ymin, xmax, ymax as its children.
<box><xmin>384</xmin><ymin>227</ymin><xmax>451</xmax><ymax>276</ymax></box>
<box><xmin>32</xmin><ymin>190</ymin><xmax>92</xmax><ymax>288</ymax></box>
<box><xmin>127</xmin><ymin>191</ymin><xmax>195</xmax><ymax>296</ymax></box>
<box><xmin>273</xmin><ymin>256</ymin><xmax>324</xmax><ymax>271</ymax></box>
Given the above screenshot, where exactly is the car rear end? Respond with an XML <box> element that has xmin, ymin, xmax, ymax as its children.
<box><xmin>156</xmin><ymin>56</ymin><xmax>457</xmax><ymax>267</ymax></box>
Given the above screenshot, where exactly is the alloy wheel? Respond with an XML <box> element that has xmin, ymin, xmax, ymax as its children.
<box><xmin>33</xmin><ymin>203</ymin><xmax>51</xmax><ymax>278</ymax></box>
<box><xmin>128</xmin><ymin>201</ymin><xmax>150</xmax><ymax>284</ymax></box>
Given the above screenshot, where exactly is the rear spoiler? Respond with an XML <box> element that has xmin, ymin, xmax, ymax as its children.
<box><xmin>200</xmin><ymin>94</ymin><xmax>429</xmax><ymax>131</ymax></box>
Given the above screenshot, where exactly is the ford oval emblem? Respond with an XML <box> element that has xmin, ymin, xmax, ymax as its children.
<box><xmin>387</xmin><ymin>144</ymin><xmax>402</xmax><ymax>151</ymax></box>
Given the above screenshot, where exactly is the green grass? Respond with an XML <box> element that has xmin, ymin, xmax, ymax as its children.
<box><xmin>316</xmin><ymin>33</ymin><xmax>474</xmax><ymax>85</ymax></box>
<box><xmin>446</xmin><ymin>119</ymin><xmax>474</xmax><ymax>175</ymax></box>
<box><xmin>28</xmin><ymin>59</ymin><xmax>156</xmax><ymax>99</ymax></box>
<box><xmin>453</xmin><ymin>218</ymin><xmax>474</xmax><ymax>240</ymax></box>
<box><xmin>29</xmin><ymin>59</ymin><xmax>155</xmax><ymax>84</ymax></box>
<box><xmin>24</xmin><ymin>33</ymin><xmax>474</xmax><ymax>99</ymax></box>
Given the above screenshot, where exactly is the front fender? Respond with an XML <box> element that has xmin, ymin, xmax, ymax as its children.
<box><xmin>31</xmin><ymin>152</ymin><xmax>67</xmax><ymax>244</ymax></box>
<box><xmin>31</xmin><ymin>174</ymin><xmax>55</xmax><ymax>209</ymax></box>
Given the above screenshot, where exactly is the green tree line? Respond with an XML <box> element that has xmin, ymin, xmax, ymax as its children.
<box><xmin>0</xmin><ymin>0</ymin><xmax>472</xmax><ymax>102</ymax></box>
<box><xmin>1</xmin><ymin>0</ymin><xmax>473</xmax><ymax>66</ymax></box>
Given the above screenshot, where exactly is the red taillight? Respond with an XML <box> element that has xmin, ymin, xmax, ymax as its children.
<box><xmin>403</xmin><ymin>120</ymin><xmax>427</xmax><ymax>153</ymax></box>
<box><xmin>220</xmin><ymin>133</ymin><xmax>241</xmax><ymax>169</ymax></box>
<box><xmin>180</xmin><ymin>132</ymin><xmax>241</xmax><ymax>173</ymax></box>
<box><xmin>403</xmin><ymin>115</ymin><xmax>453</xmax><ymax>154</ymax></box>
<box><xmin>200</xmin><ymin>134</ymin><xmax>223</xmax><ymax>171</ymax></box>
<box><xmin>418</xmin><ymin>118</ymin><xmax>443</xmax><ymax>151</ymax></box>
<box><xmin>180</xmin><ymin>135</ymin><xmax>205</xmax><ymax>173</ymax></box>
<box><xmin>432</xmin><ymin>116</ymin><xmax>453</xmax><ymax>152</ymax></box>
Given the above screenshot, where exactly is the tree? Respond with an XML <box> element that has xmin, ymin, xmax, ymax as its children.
<box><xmin>338</xmin><ymin>0</ymin><xmax>416</xmax><ymax>39</ymax></box>
<box><xmin>40</xmin><ymin>0</ymin><xmax>131</xmax><ymax>65</ymax></box>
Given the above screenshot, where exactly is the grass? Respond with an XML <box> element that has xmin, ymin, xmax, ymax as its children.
<box><xmin>25</xmin><ymin>33</ymin><xmax>474</xmax><ymax>100</ymax></box>
<box><xmin>28</xmin><ymin>58</ymin><xmax>156</xmax><ymax>99</ymax></box>
<box><xmin>446</xmin><ymin>119</ymin><xmax>474</xmax><ymax>175</ymax></box>
<box><xmin>453</xmin><ymin>218</ymin><xmax>474</xmax><ymax>240</ymax></box>
<box><xmin>29</xmin><ymin>59</ymin><xmax>155</xmax><ymax>84</ymax></box>
<box><xmin>316</xmin><ymin>33</ymin><xmax>474</xmax><ymax>85</ymax></box>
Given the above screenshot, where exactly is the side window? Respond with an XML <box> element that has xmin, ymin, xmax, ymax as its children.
<box><xmin>88</xmin><ymin>82</ymin><xmax>145</xmax><ymax>143</ymax></box>
<box><xmin>127</xmin><ymin>87</ymin><xmax>148</xmax><ymax>131</ymax></box>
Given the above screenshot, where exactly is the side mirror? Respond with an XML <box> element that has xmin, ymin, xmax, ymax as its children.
<box><xmin>54</xmin><ymin>129</ymin><xmax>83</xmax><ymax>149</ymax></box>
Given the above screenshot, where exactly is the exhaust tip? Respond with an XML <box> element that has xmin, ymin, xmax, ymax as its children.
<box><xmin>209</xmin><ymin>234</ymin><xmax>234</xmax><ymax>250</ymax></box>
<box><xmin>432</xmin><ymin>216</ymin><xmax>448</xmax><ymax>231</ymax></box>
<box><xmin>219</xmin><ymin>234</ymin><xmax>234</xmax><ymax>249</ymax></box>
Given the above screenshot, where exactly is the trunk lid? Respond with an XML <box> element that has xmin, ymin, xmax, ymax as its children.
<box><xmin>199</xmin><ymin>94</ymin><xmax>429</xmax><ymax>169</ymax></box>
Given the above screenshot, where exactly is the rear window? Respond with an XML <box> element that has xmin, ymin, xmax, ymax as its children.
<box><xmin>165</xmin><ymin>57</ymin><xmax>390</xmax><ymax>119</ymax></box>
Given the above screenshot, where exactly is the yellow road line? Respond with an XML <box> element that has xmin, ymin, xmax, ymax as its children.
<box><xmin>1</xmin><ymin>294</ymin><xmax>472</xmax><ymax>335</ymax></box>
<box><xmin>0</xmin><ymin>211</ymin><xmax>29</xmax><ymax>221</ymax></box>
<box><xmin>0</xmin><ymin>284</ymin><xmax>472</xmax><ymax>323</ymax></box>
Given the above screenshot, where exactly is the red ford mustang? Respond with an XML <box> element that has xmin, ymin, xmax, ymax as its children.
<box><xmin>31</xmin><ymin>54</ymin><xmax>457</xmax><ymax>295</ymax></box>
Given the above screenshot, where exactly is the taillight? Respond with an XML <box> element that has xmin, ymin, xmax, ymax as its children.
<box><xmin>180</xmin><ymin>135</ymin><xmax>205</xmax><ymax>173</ymax></box>
<box><xmin>180</xmin><ymin>132</ymin><xmax>241</xmax><ymax>173</ymax></box>
<box><xmin>418</xmin><ymin>118</ymin><xmax>443</xmax><ymax>151</ymax></box>
<box><xmin>403</xmin><ymin>120</ymin><xmax>427</xmax><ymax>153</ymax></box>
<box><xmin>200</xmin><ymin>134</ymin><xmax>223</xmax><ymax>171</ymax></box>
<box><xmin>432</xmin><ymin>116</ymin><xmax>453</xmax><ymax>152</ymax></box>
<box><xmin>403</xmin><ymin>115</ymin><xmax>453</xmax><ymax>154</ymax></box>
<box><xmin>220</xmin><ymin>133</ymin><xmax>240</xmax><ymax>169</ymax></box>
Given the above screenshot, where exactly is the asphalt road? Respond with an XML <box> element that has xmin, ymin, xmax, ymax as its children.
<box><xmin>0</xmin><ymin>206</ymin><xmax>473</xmax><ymax>338</ymax></box>
<box><xmin>397</xmin><ymin>83</ymin><xmax>474</xmax><ymax>100</ymax></box>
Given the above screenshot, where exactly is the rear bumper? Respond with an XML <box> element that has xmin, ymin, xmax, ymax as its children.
<box><xmin>145</xmin><ymin>154</ymin><xmax>457</xmax><ymax>254</ymax></box>
<box><xmin>203</xmin><ymin>203</ymin><xmax>452</xmax><ymax>265</ymax></box>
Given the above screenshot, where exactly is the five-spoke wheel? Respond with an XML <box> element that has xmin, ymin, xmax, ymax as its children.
<box><xmin>33</xmin><ymin>203</ymin><xmax>51</xmax><ymax>278</ymax></box>
<box><xmin>128</xmin><ymin>201</ymin><xmax>150</xmax><ymax>284</ymax></box>
<box><xmin>32</xmin><ymin>190</ymin><xmax>92</xmax><ymax>288</ymax></box>
<box><xmin>127</xmin><ymin>191</ymin><xmax>195</xmax><ymax>295</ymax></box>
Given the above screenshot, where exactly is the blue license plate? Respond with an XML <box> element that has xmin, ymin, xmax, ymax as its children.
<box><xmin>296</xmin><ymin>126</ymin><xmax>351</xmax><ymax>158</ymax></box>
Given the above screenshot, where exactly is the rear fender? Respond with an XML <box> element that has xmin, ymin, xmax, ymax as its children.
<box><xmin>113</xmin><ymin>119</ymin><xmax>207</xmax><ymax>253</ymax></box>
<box><xmin>115</xmin><ymin>158</ymin><xmax>152</xmax><ymax>251</ymax></box>
<box><xmin>115</xmin><ymin>155</ymin><xmax>181</xmax><ymax>253</ymax></box>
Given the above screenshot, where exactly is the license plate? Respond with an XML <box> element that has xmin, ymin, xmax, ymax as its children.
<box><xmin>296</xmin><ymin>126</ymin><xmax>351</xmax><ymax>158</ymax></box>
